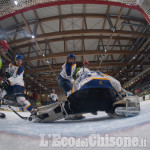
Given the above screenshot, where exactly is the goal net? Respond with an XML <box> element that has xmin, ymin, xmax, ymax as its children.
<box><xmin>0</xmin><ymin>0</ymin><xmax>149</xmax><ymax>22</ymax></box>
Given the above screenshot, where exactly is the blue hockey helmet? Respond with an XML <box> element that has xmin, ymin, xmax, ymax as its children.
<box><xmin>15</xmin><ymin>54</ymin><xmax>24</xmax><ymax>60</ymax></box>
<box><xmin>67</xmin><ymin>54</ymin><xmax>75</xmax><ymax>60</ymax></box>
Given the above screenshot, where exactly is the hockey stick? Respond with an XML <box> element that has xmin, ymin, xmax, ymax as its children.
<box><xmin>3</xmin><ymin>99</ymin><xmax>30</xmax><ymax>120</ymax></box>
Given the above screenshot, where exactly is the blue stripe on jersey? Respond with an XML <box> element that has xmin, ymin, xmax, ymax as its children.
<box><xmin>66</xmin><ymin>63</ymin><xmax>72</xmax><ymax>76</ymax></box>
<box><xmin>16</xmin><ymin>66</ymin><xmax>24</xmax><ymax>75</ymax></box>
<box><xmin>80</xmin><ymin>79</ymin><xmax>113</xmax><ymax>90</ymax></box>
<box><xmin>27</xmin><ymin>105</ymin><xmax>33</xmax><ymax>112</ymax></box>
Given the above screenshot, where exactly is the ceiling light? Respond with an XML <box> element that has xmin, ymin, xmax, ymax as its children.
<box><xmin>31</xmin><ymin>35</ymin><xmax>35</xmax><ymax>39</ymax></box>
<box><xmin>133</xmin><ymin>56</ymin><xmax>136</xmax><ymax>59</ymax></box>
<box><xmin>14</xmin><ymin>1</ymin><xmax>18</xmax><ymax>5</ymax></box>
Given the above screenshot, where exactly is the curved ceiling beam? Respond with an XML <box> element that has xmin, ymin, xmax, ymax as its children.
<box><xmin>24</xmin><ymin>50</ymin><xmax>150</xmax><ymax>62</ymax></box>
<box><xmin>26</xmin><ymin>62</ymin><xmax>150</xmax><ymax>74</ymax></box>
<box><xmin>9</xmin><ymin>29</ymin><xmax>150</xmax><ymax>46</ymax></box>
<box><xmin>14</xmin><ymin>35</ymin><xmax>135</xmax><ymax>49</ymax></box>
<box><xmin>1</xmin><ymin>13</ymin><xmax>146</xmax><ymax>33</ymax></box>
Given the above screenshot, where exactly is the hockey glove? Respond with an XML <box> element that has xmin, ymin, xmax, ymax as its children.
<box><xmin>5</xmin><ymin>67</ymin><xmax>11</xmax><ymax>79</ymax></box>
<box><xmin>5</xmin><ymin>71</ymin><xmax>11</xmax><ymax>78</ymax></box>
<box><xmin>1</xmin><ymin>80</ymin><xmax>10</xmax><ymax>90</ymax></box>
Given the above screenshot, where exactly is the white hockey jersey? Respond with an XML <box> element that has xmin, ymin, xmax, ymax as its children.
<box><xmin>6</xmin><ymin>63</ymin><xmax>24</xmax><ymax>87</ymax></box>
<box><xmin>60</xmin><ymin>63</ymin><xmax>76</xmax><ymax>83</ymax></box>
<box><xmin>76</xmin><ymin>67</ymin><xmax>90</xmax><ymax>77</ymax></box>
<box><xmin>72</xmin><ymin>71</ymin><xmax>122</xmax><ymax>93</ymax></box>
<box><xmin>49</xmin><ymin>93</ymin><xmax>58</xmax><ymax>101</ymax></box>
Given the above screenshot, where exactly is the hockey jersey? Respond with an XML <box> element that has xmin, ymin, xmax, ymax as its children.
<box><xmin>6</xmin><ymin>63</ymin><xmax>24</xmax><ymax>87</ymax></box>
<box><xmin>72</xmin><ymin>71</ymin><xmax>121</xmax><ymax>93</ymax></box>
<box><xmin>48</xmin><ymin>93</ymin><xmax>58</xmax><ymax>101</ymax></box>
<box><xmin>60</xmin><ymin>63</ymin><xmax>76</xmax><ymax>83</ymax></box>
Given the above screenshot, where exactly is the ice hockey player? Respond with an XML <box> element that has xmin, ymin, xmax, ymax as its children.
<box><xmin>76</xmin><ymin>60</ymin><xmax>90</xmax><ymax>78</ymax></box>
<box><xmin>35</xmin><ymin>69</ymin><xmax>140</xmax><ymax>123</ymax></box>
<box><xmin>0</xmin><ymin>54</ymin><xmax>36</xmax><ymax>117</ymax></box>
<box><xmin>74</xmin><ymin>60</ymin><xmax>90</xmax><ymax>79</ymax></box>
<box><xmin>48</xmin><ymin>89</ymin><xmax>58</xmax><ymax>104</ymax></box>
<box><xmin>0</xmin><ymin>40</ymin><xmax>9</xmax><ymax>118</ymax></box>
<box><xmin>58</xmin><ymin>54</ymin><xmax>76</xmax><ymax>96</ymax></box>
<box><xmin>83</xmin><ymin>60</ymin><xmax>90</xmax><ymax>69</ymax></box>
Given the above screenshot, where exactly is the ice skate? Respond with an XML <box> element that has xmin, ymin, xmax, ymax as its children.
<box><xmin>111</xmin><ymin>96</ymin><xmax>140</xmax><ymax>117</ymax></box>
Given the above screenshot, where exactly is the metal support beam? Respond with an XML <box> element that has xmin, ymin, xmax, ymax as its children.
<box><xmin>122</xmin><ymin>22</ymin><xmax>150</xmax><ymax>29</ymax></box>
<box><xmin>107</xmin><ymin>14</ymin><xmax>115</xmax><ymax>32</ymax></box>
<box><xmin>32</xmin><ymin>19</ymin><xmax>38</xmax><ymax>37</ymax></box>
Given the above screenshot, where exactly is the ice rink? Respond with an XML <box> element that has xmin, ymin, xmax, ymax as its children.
<box><xmin>0</xmin><ymin>100</ymin><xmax>150</xmax><ymax>150</ymax></box>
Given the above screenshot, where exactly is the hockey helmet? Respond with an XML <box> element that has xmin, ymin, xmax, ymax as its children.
<box><xmin>0</xmin><ymin>40</ymin><xmax>9</xmax><ymax>54</ymax></box>
<box><xmin>67</xmin><ymin>54</ymin><xmax>76</xmax><ymax>60</ymax></box>
<box><xmin>83</xmin><ymin>60</ymin><xmax>89</xmax><ymax>65</ymax></box>
<box><xmin>15</xmin><ymin>54</ymin><xmax>24</xmax><ymax>60</ymax></box>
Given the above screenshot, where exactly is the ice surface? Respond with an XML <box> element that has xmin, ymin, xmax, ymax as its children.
<box><xmin>0</xmin><ymin>100</ymin><xmax>150</xmax><ymax>150</ymax></box>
